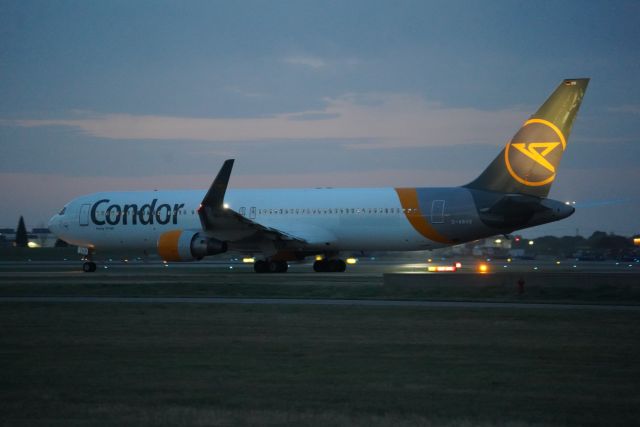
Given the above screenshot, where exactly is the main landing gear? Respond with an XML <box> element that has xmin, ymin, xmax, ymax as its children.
<box><xmin>313</xmin><ymin>259</ymin><xmax>347</xmax><ymax>273</ymax></box>
<box><xmin>254</xmin><ymin>260</ymin><xmax>289</xmax><ymax>273</ymax></box>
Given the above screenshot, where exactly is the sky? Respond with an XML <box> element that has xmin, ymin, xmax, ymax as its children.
<box><xmin>1</xmin><ymin>0</ymin><xmax>639</xmax><ymax>237</ymax></box>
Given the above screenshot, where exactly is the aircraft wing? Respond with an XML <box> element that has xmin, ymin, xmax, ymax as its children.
<box><xmin>197</xmin><ymin>160</ymin><xmax>307</xmax><ymax>244</ymax></box>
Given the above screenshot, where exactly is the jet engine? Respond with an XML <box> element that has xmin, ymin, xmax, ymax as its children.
<box><xmin>157</xmin><ymin>230</ymin><xmax>227</xmax><ymax>261</ymax></box>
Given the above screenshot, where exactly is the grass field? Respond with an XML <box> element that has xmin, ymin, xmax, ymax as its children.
<box><xmin>2</xmin><ymin>302</ymin><xmax>640</xmax><ymax>426</ymax></box>
<box><xmin>2</xmin><ymin>269</ymin><xmax>640</xmax><ymax>305</ymax></box>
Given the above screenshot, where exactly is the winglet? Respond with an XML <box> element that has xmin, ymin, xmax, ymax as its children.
<box><xmin>199</xmin><ymin>159</ymin><xmax>234</xmax><ymax>230</ymax></box>
<box><xmin>202</xmin><ymin>159</ymin><xmax>234</xmax><ymax>208</ymax></box>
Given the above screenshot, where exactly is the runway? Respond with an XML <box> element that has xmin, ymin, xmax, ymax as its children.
<box><xmin>1</xmin><ymin>256</ymin><xmax>639</xmax><ymax>306</ymax></box>
<box><xmin>2</xmin><ymin>295</ymin><xmax>640</xmax><ymax>311</ymax></box>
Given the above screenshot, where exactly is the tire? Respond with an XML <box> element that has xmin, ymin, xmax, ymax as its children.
<box><xmin>276</xmin><ymin>261</ymin><xmax>288</xmax><ymax>273</ymax></box>
<box><xmin>82</xmin><ymin>262</ymin><xmax>96</xmax><ymax>273</ymax></box>
<box><xmin>313</xmin><ymin>260</ymin><xmax>326</xmax><ymax>272</ymax></box>
<box><xmin>268</xmin><ymin>261</ymin><xmax>288</xmax><ymax>273</ymax></box>
<box><xmin>254</xmin><ymin>260</ymin><xmax>268</xmax><ymax>273</ymax></box>
<box><xmin>328</xmin><ymin>259</ymin><xmax>342</xmax><ymax>272</ymax></box>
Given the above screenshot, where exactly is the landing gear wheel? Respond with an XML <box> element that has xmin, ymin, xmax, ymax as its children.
<box><xmin>254</xmin><ymin>260</ymin><xmax>269</xmax><ymax>273</ymax></box>
<box><xmin>313</xmin><ymin>260</ymin><xmax>325</xmax><ymax>272</ymax></box>
<box><xmin>333</xmin><ymin>259</ymin><xmax>347</xmax><ymax>272</ymax></box>
<box><xmin>268</xmin><ymin>261</ymin><xmax>288</xmax><ymax>273</ymax></box>
<box><xmin>278</xmin><ymin>261</ymin><xmax>289</xmax><ymax>273</ymax></box>
<box><xmin>82</xmin><ymin>261</ymin><xmax>97</xmax><ymax>273</ymax></box>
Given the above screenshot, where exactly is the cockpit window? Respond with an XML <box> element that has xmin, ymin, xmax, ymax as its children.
<box><xmin>59</xmin><ymin>207</ymin><xmax>66</xmax><ymax>215</ymax></box>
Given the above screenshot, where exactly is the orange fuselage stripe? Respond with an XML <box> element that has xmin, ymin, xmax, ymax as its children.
<box><xmin>395</xmin><ymin>188</ymin><xmax>452</xmax><ymax>244</ymax></box>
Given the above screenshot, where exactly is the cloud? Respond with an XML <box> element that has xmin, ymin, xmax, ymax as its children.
<box><xmin>3</xmin><ymin>93</ymin><xmax>527</xmax><ymax>148</ymax></box>
<box><xmin>283</xmin><ymin>55</ymin><xmax>327</xmax><ymax>69</ymax></box>
<box><xmin>607</xmin><ymin>104</ymin><xmax>640</xmax><ymax>115</ymax></box>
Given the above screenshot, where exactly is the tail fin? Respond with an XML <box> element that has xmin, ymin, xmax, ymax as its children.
<box><xmin>465</xmin><ymin>78</ymin><xmax>589</xmax><ymax>197</ymax></box>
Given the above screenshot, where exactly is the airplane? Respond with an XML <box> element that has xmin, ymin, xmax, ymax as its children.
<box><xmin>48</xmin><ymin>78</ymin><xmax>589</xmax><ymax>273</ymax></box>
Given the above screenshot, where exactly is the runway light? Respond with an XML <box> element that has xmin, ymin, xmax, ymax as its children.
<box><xmin>477</xmin><ymin>263</ymin><xmax>489</xmax><ymax>274</ymax></box>
<box><xmin>242</xmin><ymin>257</ymin><xmax>255</xmax><ymax>263</ymax></box>
<box><xmin>428</xmin><ymin>265</ymin><xmax>457</xmax><ymax>272</ymax></box>
<box><xmin>346</xmin><ymin>257</ymin><xmax>358</xmax><ymax>265</ymax></box>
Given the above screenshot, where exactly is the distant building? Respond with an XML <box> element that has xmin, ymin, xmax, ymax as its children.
<box><xmin>471</xmin><ymin>237</ymin><xmax>512</xmax><ymax>258</ymax></box>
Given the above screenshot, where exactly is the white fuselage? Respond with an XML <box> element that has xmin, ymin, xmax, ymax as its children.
<box><xmin>49</xmin><ymin>187</ymin><xmax>453</xmax><ymax>257</ymax></box>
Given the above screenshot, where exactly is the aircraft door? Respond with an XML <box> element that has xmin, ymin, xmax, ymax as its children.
<box><xmin>431</xmin><ymin>200</ymin><xmax>445</xmax><ymax>224</ymax></box>
<box><xmin>79</xmin><ymin>204</ymin><xmax>91</xmax><ymax>226</ymax></box>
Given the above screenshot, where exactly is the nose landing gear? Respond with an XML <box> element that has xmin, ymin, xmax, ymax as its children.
<box><xmin>79</xmin><ymin>247</ymin><xmax>97</xmax><ymax>272</ymax></box>
<box><xmin>82</xmin><ymin>261</ymin><xmax>97</xmax><ymax>272</ymax></box>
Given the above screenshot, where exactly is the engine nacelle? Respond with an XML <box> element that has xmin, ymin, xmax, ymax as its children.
<box><xmin>157</xmin><ymin>230</ymin><xmax>227</xmax><ymax>261</ymax></box>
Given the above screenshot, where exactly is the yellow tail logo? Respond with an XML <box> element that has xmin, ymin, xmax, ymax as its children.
<box><xmin>511</xmin><ymin>142</ymin><xmax>561</xmax><ymax>173</ymax></box>
<box><xmin>504</xmin><ymin>119</ymin><xmax>566</xmax><ymax>187</ymax></box>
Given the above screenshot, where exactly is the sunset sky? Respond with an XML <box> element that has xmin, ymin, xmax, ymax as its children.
<box><xmin>1</xmin><ymin>0</ymin><xmax>639</xmax><ymax>237</ymax></box>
